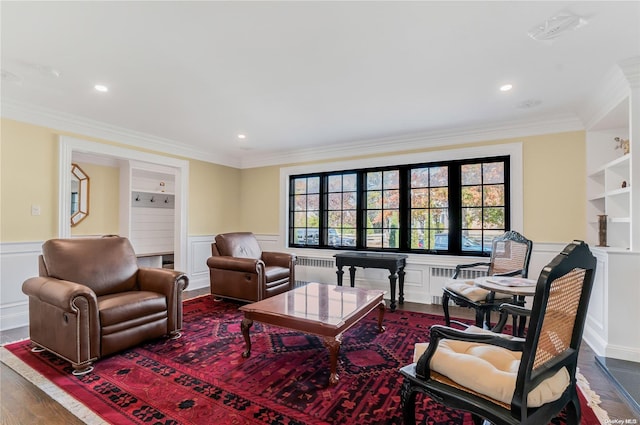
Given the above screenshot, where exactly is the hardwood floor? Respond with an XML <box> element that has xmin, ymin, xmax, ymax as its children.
<box><xmin>1</xmin><ymin>289</ymin><xmax>638</xmax><ymax>424</ymax></box>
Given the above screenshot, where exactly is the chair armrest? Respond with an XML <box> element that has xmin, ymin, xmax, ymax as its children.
<box><xmin>138</xmin><ymin>267</ymin><xmax>189</xmax><ymax>296</ymax></box>
<box><xmin>138</xmin><ymin>267</ymin><xmax>189</xmax><ymax>332</ymax></box>
<box><xmin>262</xmin><ymin>251</ymin><xmax>296</xmax><ymax>268</ymax></box>
<box><xmin>452</xmin><ymin>262</ymin><xmax>490</xmax><ymax>279</ymax></box>
<box><xmin>22</xmin><ymin>276</ymin><xmax>98</xmax><ymax>312</ymax></box>
<box><xmin>415</xmin><ymin>324</ymin><xmax>524</xmax><ymax>379</ymax></box>
<box><xmin>491</xmin><ymin>303</ymin><xmax>531</xmax><ymax>333</ymax></box>
<box><xmin>206</xmin><ymin>256</ymin><xmax>263</xmax><ymax>273</ymax></box>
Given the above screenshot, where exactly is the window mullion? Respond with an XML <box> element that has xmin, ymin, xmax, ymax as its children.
<box><xmin>449</xmin><ymin>162</ymin><xmax>462</xmax><ymax>252</ymax></box>
<box><xmin>399</xmin><ymin>166</ymin><xmax>409</xmax><ymax>251</ymax></box>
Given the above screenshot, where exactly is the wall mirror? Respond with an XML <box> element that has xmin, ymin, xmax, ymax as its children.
<box><xmin>70</xmin><ymin>163</ymin><xmax>90</xmax><ymax>226</ymax></box>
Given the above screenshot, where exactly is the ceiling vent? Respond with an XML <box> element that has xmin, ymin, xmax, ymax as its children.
<box><xmin>528</xmin><ymin>12</ymin><xmax>588</xmax><ymax>41</ymax></box>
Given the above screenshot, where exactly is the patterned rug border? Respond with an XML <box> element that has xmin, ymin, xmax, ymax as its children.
<box><xmin>1</xmin><ymin>319</ymin><xmax>610</xmax><ymax>425</ymax></box>
<box><xmin>0</xmin><ymin>346</ymin><xmax>107</xmax><ymax>425</ymax></box>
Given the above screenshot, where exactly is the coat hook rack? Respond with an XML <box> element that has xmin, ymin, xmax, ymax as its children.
<box><xmin>131</xmin><ymin>191</ymin><xmax>174</xmax><ymax>209</ymax></box>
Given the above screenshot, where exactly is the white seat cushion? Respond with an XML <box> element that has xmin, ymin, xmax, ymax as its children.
<box><xmin>445</xmin><ymin>279</ymin><xmax>512</xmax><ymax>302</ymax></box>
<box><xmin>413</xmin><ymin>327</ymin><xmax>570</xmax><ymax>407</ymax></box>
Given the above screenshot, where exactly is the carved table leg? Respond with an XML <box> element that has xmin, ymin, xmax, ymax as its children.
<box><xmin>324</xmin><ymin>334</ymin><xmax>342</xmax><ymax>386</ymax></box>
<box><xmin>348</xmin><ymin>266</ymin><xmax>356</xmax><ymax>288</ymax></box>
<box><xmin>241</xmin><ymin>317</ymin><xmax>253</xmax><ymax>358</ymax></box>
<box><xmin>398</xmin><ymin>267</ymin><xmax>406</xmax><ymax>305</ymax></box>
<box><xmin>376</xmin><ymin>300</ymin><xmax>386</xmax><ymax>333</ymax></box>
<box><xmin>388</xmin><ymin>270</ymin><xmax>398</xmax><ymax>311</ymax></box>
<box><xmin>336</xmin><ymin>265</ymin><xmax>344</xmax><ymax>286</ymax></box>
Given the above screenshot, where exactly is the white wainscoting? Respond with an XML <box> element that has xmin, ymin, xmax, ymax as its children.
<box><xmin>0</xmin><ymin>236</ymin><xmax>217</xmax><ymax>332</ymax></box>
<box><xmin>0</xmin><ymin>241</ymin><xmax>42</xmax><ymax>331</ymax></box>
<box><xmin>187</xmin><ymin>235</ymin><xmax>215</xmax><ymax>291</ymax></box>
<box><xmin>0</xmin><ymin>237</ymin><xmax>575</xmax><ymax>335</ymax></box>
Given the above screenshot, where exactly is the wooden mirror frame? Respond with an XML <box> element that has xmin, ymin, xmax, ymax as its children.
<box><xmin>70</xmin><ymin>163</ymin><xmax>90</xmax><ymax>226</ymax></box>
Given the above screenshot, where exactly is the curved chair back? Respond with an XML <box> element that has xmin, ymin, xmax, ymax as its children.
<box><xmin>487</xmin><ymin>230</ymin><xmax>533</xmax><ymax>278</ymax></box>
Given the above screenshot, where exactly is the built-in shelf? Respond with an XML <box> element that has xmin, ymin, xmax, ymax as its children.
<box><xmin>132</xmin><ymin>189</ymin><xmax>175</xmax><ymax>195</ymax></box>
<box><xmin>583</xmin><ymin>58</ymin><xmax>640</xmax><ymax>366</ymax></box>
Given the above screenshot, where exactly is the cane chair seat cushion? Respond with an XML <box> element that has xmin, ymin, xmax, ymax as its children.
<box><xmin>412</xmin><ymin>326</ymin><xmax>570</xmax><ymax>408</ymax></box>
<box><xmin>444</xmin><ymin>279</ymin><xmax>512</xmax><ymax>302</ymax></box>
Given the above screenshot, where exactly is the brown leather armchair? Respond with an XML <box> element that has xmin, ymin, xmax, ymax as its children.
<box><xmin>22</xmin><ymin>236</ymin><xmax>189</xmax><ymax>375</ymax></box>
<box><xmin>207</xmin><ymin>232</ymin><xmax>296</xmax><ymax>302</ymax></box>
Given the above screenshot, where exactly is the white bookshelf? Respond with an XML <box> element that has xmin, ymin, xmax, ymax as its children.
<box><xmin>583</xmin><ymin>57</ymin><xmax>640</xmax><ymax>363</ymax></box>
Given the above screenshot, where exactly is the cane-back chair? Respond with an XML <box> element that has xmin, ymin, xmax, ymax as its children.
<box><xmin>400</xmin><ymin>240</ymin><xmax>596</xmax><ymax>425</ymax></box>
<box><xmin>442</xmin><ymin>230</ymin><xmax>533</xmax><ymax>329</ymax></box>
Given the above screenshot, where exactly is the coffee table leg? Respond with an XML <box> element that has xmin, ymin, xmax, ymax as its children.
<box><xmin>324</xmin><ymin>335</ymin><xmax>342</xmax><ymax>386</ymax></box>
<box><xmin>377</xmin><ymin>300</ymin><xmax>386</xmax><ymax>333</ymax></box>
<box><xmin>241</xmin><ymin>317</ymin><xmax>253</xmax><ymax>358</ymax></box>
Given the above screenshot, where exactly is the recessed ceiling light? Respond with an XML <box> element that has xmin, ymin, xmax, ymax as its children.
<box><xmin>237</xmin><ymin>134</ymin><xmax>247</xmax><ymax>140</ymax></box>
<box><xmin>94</xmin><ymin>84</ymin><xmax>108</xmax><ymax>92</ymax></box>
<box><xmin>500</xmin><ymin>84</ymin><xmax>513</xmax><ymax>92</ymax></box>
<box><xmin>517</xmin><ymin>99</ymin><xmax>542</xmax><ymax>109</ymax></box>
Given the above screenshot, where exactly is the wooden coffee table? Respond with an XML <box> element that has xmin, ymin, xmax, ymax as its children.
<box><xmin>239</xmin><ymin>282</ymin><xmax>386</xmax><ymax>385</ymax></box>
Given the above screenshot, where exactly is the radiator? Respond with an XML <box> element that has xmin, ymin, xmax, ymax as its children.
<box><xmin>297</xmin><ymin>257</ymin><xmax>335</xmax><ymax>268</ymax></box>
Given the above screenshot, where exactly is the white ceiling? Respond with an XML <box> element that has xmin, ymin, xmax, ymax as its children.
<box><xmin>2</xmin><ymin>1</ymin><xmax>639</xmax><ymax>168</ymax></box>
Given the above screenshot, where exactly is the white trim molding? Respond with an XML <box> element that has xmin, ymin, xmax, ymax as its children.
<box><xmin>279</xmin><ymin>142</ymin><xmax>524</xmax><ymax>251</ymax></box>
<box><xmin>2</xmin><ymin>98</ymin><xmax>583</xmax><ymax>170</ymax></box>
<box><xmin>58</xmin><ymin>136</ymin><xmax>189</xmax><ymax>273</ymax></box>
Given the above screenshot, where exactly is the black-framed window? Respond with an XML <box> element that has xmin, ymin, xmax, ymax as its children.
<box><xmin>288</xmin><ymin>155</ymin><xmax>510</xmax><ymax>255</ymax></box>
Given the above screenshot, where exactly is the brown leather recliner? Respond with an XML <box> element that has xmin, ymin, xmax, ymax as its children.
<box><xmin>22</xmin><ymin>236</ymin><xmax>189</xmax><ymax>375</ymax></box>
<box><xmin>207</xmin><ymin>232</ymin><xmax>296</xmax><ymax>303</ymax></box>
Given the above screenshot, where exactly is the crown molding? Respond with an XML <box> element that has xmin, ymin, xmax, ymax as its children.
<box><xmin>619</xmin><ymin>56</ymin><xmax>640</xmax><ymax>88</ymax></box>
<box><xmin>0</xmin><ymin>99</ymin><xmax>242</xmax><ymax>168</ymax></box>
<box><xmin>2</xmin><ymin>98</ymin><xmax>584</xmax><ymax>170</ymax></box>
<box><xmin>581</xmin><ymin>56</ymin><xmax>639</xmax><ymax>130</ymax></box>
<box><xmin>239</xmin><ymin>114</ymin><xmax>584</xmax><ymax>168</ymax></box>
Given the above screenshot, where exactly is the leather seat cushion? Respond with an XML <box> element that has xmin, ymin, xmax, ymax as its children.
<box><xmin>265</xmin><ymin>266</ymin><xmax>289</xmax><ymax>283</ymax></box>
<box><xmin>98</xmin><ymin>291</ymin><xmax>167</xmax><ymax>327</ymax></box>
<box><xmin>445</xmin><ymin>279</ymin><xmax>512</xmax><ymax>302</ymax></box>
<box><xmin>413</xmin><ymin>326</ymin><xmax>569</xmax><ymax>407</ymax></box>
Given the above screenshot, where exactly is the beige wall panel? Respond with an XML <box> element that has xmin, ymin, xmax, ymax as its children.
<box><xmin>520</xmin><ymin>131</ymin><xmax>586</xmax><ymax>242</ymax></box>
<box><xmin>189</xmin><ymin>159</ymin><xmax>242</xmax><ymax>235</ymax></box>
<box><xmin>240</xmin><ymin>166</ymin><xmax>280</xmax><ymax>233</ymax></box>
<box><xmin>1</xmin><ymin>119</ymin><xmax>59</xmax><ymax>241</ymax></box>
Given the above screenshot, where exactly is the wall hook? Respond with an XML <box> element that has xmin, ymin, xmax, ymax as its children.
<box><xmin>150</xmin><ymin>196</ymin><xmax>155</xmax><ymax>203</ymax></box>
<box><xmin>165</xmin><ymin>197</ymin><xmax>169</xmax><ymax>203</ymax></box>
<box><xmin>135</xmin><ymin>195</ymin><xmax>140</xmax><ymax>201</ymax></box>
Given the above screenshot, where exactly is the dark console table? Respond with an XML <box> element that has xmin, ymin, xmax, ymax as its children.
<box><xmin>334</xmin><ymin>252</ymin><xmax>408</xmax><ymax>311</ymax></box>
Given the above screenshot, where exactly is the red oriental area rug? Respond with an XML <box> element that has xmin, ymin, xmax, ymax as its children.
<box><xmin>3</xmin><ymin>295</ymin><xmax>602</xmax><ymax>424</ymax></box>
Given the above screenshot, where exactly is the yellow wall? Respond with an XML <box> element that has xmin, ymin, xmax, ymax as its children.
<box><xmin>0</xmin><ymin>118</ymin><xmax>241</xmax><ymax>241</ymax></box>
<box><xmin>189</xmin><ymin>159</ymin><xmax>242</xmax><ymax>235</ymax></box>
<box><xmin>71</xmin><ymin>162</ymin><xmax>120</xmax><ymax>236</ymax></box>
<box><xmin>1</xmin><ymin>120</ymin><xmax>59</xmax><ymax>241</ymax></box>
<box><xmin>240</xmin><ymin>166</ymin><xmax>281</xmax><ymax>234</ymax></box>
<box><xmin>239</xmin><ymin>131</ymin><xmax>587</xmax><ymax>243</ymax></box>
<box><xmin>1</xmin><ymin>117</ymin><xmax>586</xmax><ymax>244</ymax></box>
